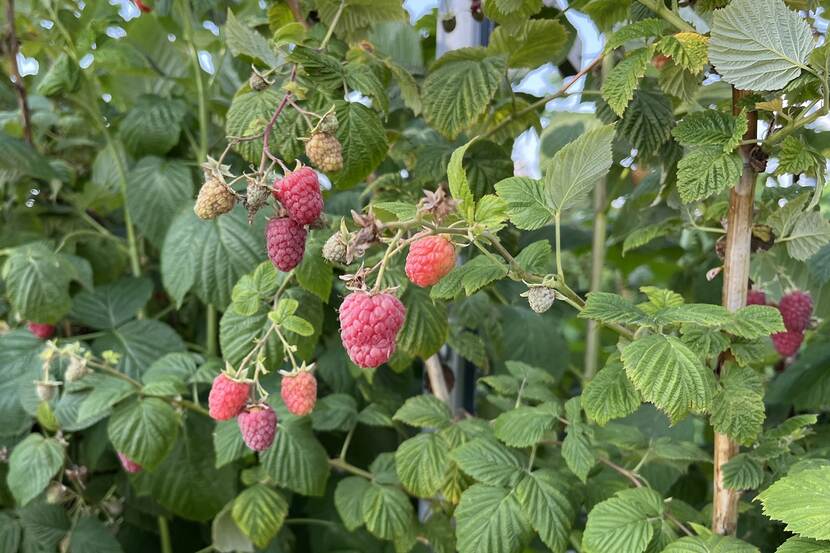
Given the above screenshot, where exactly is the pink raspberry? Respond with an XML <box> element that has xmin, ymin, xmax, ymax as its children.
<box><xmin>405</xmin><ymin>236</ymin><xmax>456</xmax><ymax>287</ymax></box>
<box><xmin>273</xmin><ymin>167</ymin><xmax>323</xmax><ymax>226</ymax></box>
<box><xmin>266</xmin><ymin>217</ymin><xmax>307</xmax><ymax>272</ymax></box>
<box><xmin>237</xmin><ymin>404</ymin><xmax>277</xmax><ymax>451</ymax></box>
<box><xmin>281</xmin><ymin>370</ymin><xmax>317</xmax><ymax>416</ymax></box>
<box><xmin>772</xmin><ymin>330</ymin><xmax>804</xmax><ymax>357</ymax></box>
<box><xmin>778</xmin><ymin>291</ymin><xmax>812</xmax><ymax>333</ymax></box>
<box><xmin>208</xmin><ymin>373</ymin><xmax>250</xmax><ymax>421</ymax></box>
<box><xmin>28</xmin><ymin>322</ymin><xmax>55</xmax><ymax>340</ymax></box>
<box><xmin>339</xmin><ymin>291</ymin><xmax>406</xmax><ymax>368</ymax></box>
<box><xmin>117</xmin><ymin>452</ymin><xmax>142</xmax><ymax>473</ymax></box>
<box><xmin>746</xmin><ymin>290</ymin><xmax>766</xmax><ymax>306</ymax></box>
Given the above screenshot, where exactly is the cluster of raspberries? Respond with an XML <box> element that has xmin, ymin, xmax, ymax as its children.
<box><xmin>201</xmin><ymin>370</ymin><xmax>317</xmax><ymax>453</ymax></box>
<box><xmin>267</xmin><ymin>167</ymin><xmax>324</xmax><ymax>272</ymax></box>
<box><xmin>749</xmin><ymin>289</ymin><xmax>813</xmax><ymax>358</ymax></box>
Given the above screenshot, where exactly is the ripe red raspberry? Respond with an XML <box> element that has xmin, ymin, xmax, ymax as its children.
<box><xmin>281</xmin><ymin>370</ymin><xmax>317</xmax><ymax>416</ymax></box>
<box><xmin>273</xmin><ymin>167</ymin><xmax>323</xmax><ymax>226</ymax></box>
<box><xmin>778</xmin><ymin>291</ymin><xmax>813</xmax><ymax>333</ymax></box>
<box><xmin>237</xmin><ymin>404</ymin><xmax>277</xmax><ymax>451</ymax></box>
<box><xmin>339</xmin><ymin>291</ymin><xmax>406</xmax><ymax>368</ymax></box>
<box><xmin>405</xmin><ymin>236</ymin><xmax>456</xmax><ymax>287</ymax></box>
<box><xmin>772</xmin><ymin>330</ymin><xmax>804</xmax><ymax>357</ymax></box>
<box><xmin>117</xmin><ymin>452</ymin><xmax>142</xmax><ymax>473</ymax></box>
<box><xmin>746</xmin><ymin>289</ymin><xmax>766</xmax><ymax>306</ymax></box>
<box><xmin>208</xmin><ymin>373</ymin><xmax>250</xmax><ymax>421</ymax></box>
<box><xmin>28</xmin><ymin>322</ymin><xmax>55</xmax><ymax>340</ymax></box>
<box><xmin>266</xmin><ymin>217</ymin><xmax>307</xmax><ymax>271</ymax></box>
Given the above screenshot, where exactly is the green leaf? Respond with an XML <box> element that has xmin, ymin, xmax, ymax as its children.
<box><xmin>786</xmin><ymin>212</ymin><xmax>830</xmax><ymax>261</ymax></box>
<box><xmin>562</xmin><ymin>408</ymin><xmax>595</xmax><ymax>483</ymax></box>
<box><xmin>605</xmin><ymin>18</ymin><xmax>666</xmax><ymax>51</ymax></box>
<box><xmin>431</xmin><ymin>255</ymin><xmax>509</xmax><ymax>300</ymax></box>
<box><xmin>672</xmin><ymin>110</ymin><xmax>747</xmax><ymax>152</ymax></box>
<box><xmin>583</xmin><ymin>487</ymin><xmax>664</xmax><ymax>553</ymax></box>
<box><xmin>161</xmin><ymin>207</ymin><xmax>261</xmax><ymax>309</ymax></box>
<box><xmin>621</xmin><ymin>334</ymin><xmax>716</xmax><ymax>422</ymax></box>
<box><xmin>494</xmin><ymin>403</ymin><xmax>558</xmax><ymax>448</ymax></box>
<box><xmin>310</xmin><ymin>393</ymin><xmax>357</xmax><ymax>431</ymax></box>
<box><xmin>385</xmin><ymin>58</ymin><xmax>422</xmax><ymax>115</ymax></box>
<box><xmin>2</xmin><ymin>242</ymin><xmax>77</xmax><ymax>324</ymax></box>
<box><xmin>513</xmin><ymin>241</ymin><xmax>553</xmax><ymax>274</ymax></box>
<box><xmin>93</xmin><ymin>319</ymin><xmax>185</xmax><ymax>379</ymax></box>
<box><xmin>395</xmin><ymin>433</ymin><xmax>449</xmax><ymax>497</ymax></box>
<box><xmin>452</xmin><ymin>438</ymin><xmax>524</xmax><ymax>487</ymax></box>
<box><xmin>361</xmin><ymin>482</ymin><xmax>416</xmax><ymax>541</ymax></box>
<box><xmin>36</xmin><ymin>53</ymin><xmax>79</xmax><ymax>96</ymax></box>
<box><xmin>682</xmin><ymin>326</ymin><xmax>730</xmax><ymax>361</ymax></box>
<box><xmin>213</xmin><ymin>419</ymin><xmax>247</xmax><ymax>469</ymax></box>
<box><xmin>294</xmin><ymin>237</ymin><xmax>333</xmax><ymax>302</ymax></box>
<box><xmin>7</xmin><ymin>434</ymin><xmax>64</xmax><ymax>506</ymax></box>
<box><xmin>475</xmin><ymin>194</ymin><xmax>509</xmax><ymax>231</ymax></box>
<box><xmin>107</xmin><ymin>397</ymin><xmax>178</xmax><ymax>470</ymax></box>
<box><xmin>447</xmin><ymin>138</ymin><xmax>477</xmax><ymax>221</ymax></box>
<box><xmin>261</xmin><ymin>415</ymin><xmax>330</xmax><ymax>496</ymax></box>
<box><xmin>516</xmin><ymin>470</ymin><xmax>575</xmax><ymax>553</ymax></box>
<box><xmin>0</xmin><ymin>513</ymin><xmax>21</xmax><ymax>552</ymax></box>
<box><xmin>398</xmin><ymin>287</ymin><xmax>448</xmax><ymax>359</ymax></box>
<box><xmin>494</xmin><ymin>176</ymin><xmax>553</xmax><ymax>230</ymax></box>
<box><xmin>230</xmin><ymin>262</ymin><xmax>281</xmax><ymax>316</ymax></box>
<box><xmin>280</xmin><ymin>315</ymin><xmax>314</xmax><ymax>337</ymax></box>
<box><xmin>616</xmin><ymin>85</ymin><xmax>674</xmax><ymax>157</ymax></box>
<box><xmin>77</xmin><ymin>374</ymin><xmax>137</xmax><ymax>422</ymax></box>
<box><xmin>758</xmin><ymin>466</ymin><xmax>830</xmax><ymax>540</ymax></box>
<box><xmin>70</xmin><ymin>277</ymin><xmax>153</xmax><ymax>330</ymax></box>
<box><xmin>423</xmin><ymin>48</ymin><xmax>507</xmax><ymax>139</ymax></box>
<box><xmin>662</xmin><ymin>535</ymin><xmax>760</xmax><ymax>552</ymax></box>
<box><xmin>335</xmin><ymin>476</ymin><xmax>370</xmax><ymax>531</ymax></box>
<box><xmin>231</xmin><ymin>485</ymin><xmax>288</xmax><ymax>549</ymax></box>
<box><xmin>126</xmin><ymin>157</ymin><xmax>193</xmax><ymax>247</ymax></box>
<box><xmin>655</xmin><ymin>304</ymin><xmax>731</xmax><ymax>327</ymax></box>
<box><xmin>316</xmin><ymin>0</ymin><xmax>406</xmax><ymax>39</ymax></box>
<box><xmin>579</xmin><ymin>292</ymin><xmax>649</xmax><ymax>325</ymax></box>
<box><xmin>778</xmin><ymin>136</ymin><xmax>824</xmax><ymax>175</ymax></box>
<box><xmin>118</xmin><ymin>95</ymin><xmax>185</xmax><ymax>157</ymax></box>
<box><xmin>602</xmin><ymin>48</ymin><xmax>652</xmax><ymax>116</ymax></box>
<box><xmin>0</xmin><ymin>133</ymin><xmax>57</xmax><ymax>181</ymax></box>
<box><xmin>226</xmin><ymin>88</ymin><xmax>282</xmax><ymax>163</ymax></box>
<box><xmin>658</xmin><ymin>63</ymin><xmax>701</xmax><ymax>103</ymax></box>
<box><xmin>68</xmin><ymin>516</ymin><xmax>123</xmax><ymax>553</ymax></box>
<box><xmin>583</xmin><ymin>355</ymin><xmax>641</xmax><ymax>426</ymax></box>
<box><xmin>722</xmin><ymin>453</ymin><xmax>765</xmax><ymax>490</ymax></box>
<box><xmin>489</xmin><ymin>19</ymin><xmax>569</xmax><ymax>69</ymax></box>
<box><xmin>712</xmin><ymin>376</ymin><xmax>766</xmax><ymax>445</ymax></box>
<box><xmin>456</xmin><ymin>484</ymin><xmax>532</xmax><ymax>553</ymax></box>
<box><xmin>332</xmin><ymin>101</ymin><xmax>389</xmax><ymax>188</ymax></box>
<box><xmin>776</xmin><ymin>538</ymin><xmax>830</xmax><ymax>553</ymax></box>
<box><xmin>393</xmin><ymin>394</ymin><xmax>452</xmax><ymax>429</ymax></box>
<box><xmin>676</xmin><ymin>147</ymin><xmax>742</xmax><ymax>203</ymax></box>
<box><xmin>483</xmin><ymin>0</ymin><xmax>542</xmax><ymax>24</ymax></box>
<box><xmin>224</xmin><ymin>10</ymin><xmax>282</xmax><ymax>68</ymax></box>
<box><xmin>623</xmin><ymin>222</ymin><xmax>674</xmax><ymax>255</ymax></box>
<box><xmin>709</xmin><ymin>0</ymin><xmax>814</xmax><ymax>91</ymax></box>
<box><xmin>723</xmin><ymin>305</ymin><xmax>785</xmax><ymax>339</ymax></box>
<box><xmin>655</xmin><ymin>32</ymin><xmax>709</xmax><ymax>74</ymax></box>
<box><xmin>545</xmin><ymin>124</ymin><xmax>615</xmax><ymax>213</ymax></box>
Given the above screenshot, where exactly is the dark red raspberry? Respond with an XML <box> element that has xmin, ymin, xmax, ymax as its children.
<box><xmin>266</xmin><ymin>217</ymin><xmax>307</xmax><ymax>272</ymax></box>
<box><xmin>237</xmin><ymin>404</ymin><xmax>277</xmax><ymax>451</ymax></box>
<box><xmin>117</xmin><ymin>452</ymin><xmax>142</xmax><ymax>473</ymax></box>
<box><xmin>405</xmin><ymin>236</ymin><xmax>456</xmax><ymax>287</ymax></box>
<box><xmin>28</xmin><ymin>322</ymin><xmax>55</xmax><ymax>339</ymax></box>
<box><xmin>339</xmin><ymin>291</ymin><xmax>406</xmax><ymax>368</ymax></box>
<box><xmin>778</xmin><ymin>291</ymin><xmax>813</xmax><ymax>333</ymax></box>
<box><xmin>208</xmin><ymin>373</ymin><xmax>250</xmax><ymax>421</ymax></box>
<box><xmin>746</xmin><ymin>289</ymin><xmax>766</xmax><ymax>306</ymax></box>
<box><xmin>772</xmin><ymin>330</ymin><xmax>804</xmax><ymax>357</ymax></box>
<box><xmin>273</xmin><ymin>167</ymin><xmax>323</xmax><ymax>226</ymax></box>
<box><xmin>281</xmin><ymin>370</ymin><xmax>317</xmax><ymax>416</ymax></box>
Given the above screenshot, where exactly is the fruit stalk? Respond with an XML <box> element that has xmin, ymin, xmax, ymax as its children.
<box><xmin>712</xmin><ymin>87</ymin><xmax>758</xmax><ymax>535</ymax></box>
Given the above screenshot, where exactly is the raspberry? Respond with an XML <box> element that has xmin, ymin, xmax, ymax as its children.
<box><xmin>244</xmin><ymin>179</ymin><xmax>270</xmax><ymax>223</ymax></box>
<box><xmin>778</xmin><ymin>291</ymin><xmax>813</xmax><ymax>333</ymax></box>
<box><xmin>318</xmin><ymin>113</ymin><xmax>339</xmax><ymax>134</ymax></box>
<box><xmin>237</xmin><ymin>404</ymin><xmax>277</xmax><ymax>451</ymax></box>
<box><xmin>339</xmin><ymin>291</ymin><xmax>406</xmax><ymax>368</ymax></box>
<box><xmin>322</xmin><ymin>232</ymin><xmax>348</xmax><ymax>264</ymax></box>
<box><xmin>28</xmin><ymin>322</ymin><xmax>55</xmax><ymax>340</ymax></box>
<box><xmin>208</xmin><ymin>373</ymin><xmax>250</xmax><ymax>421</ymax></box>
<box><xmin>194</xmin><ymin>177</ymin><xmax>236</xmax><ymax>220</ymax></box>
<box><xmin>746</xmin><ymin>289</ymin><xmax>767</xmax><ymax>306</ymax></box>
<box><xmin>266</xmin><ymin>217</ymin><xmax>307</xmax><ymax>271</ymax></box>
<box><xmin>772</xmin><ymin>330</ymin><xmax>804</xmax><ymax>357</ymax></box>
<box><xmin>273</xmin><ymin>167</ymin><xmax>323</xmax><ymax>226</ymax></box>
<box><xmin>117</xmin><ymin>452</ymin><xmax>142</xmax><ymax>473</ymax></box>
<box><xmin>281</xmin><ymin>370</ymin><xmax>317</xmax><ymax>416</ymax></box>
<box><xmin>405</xmin><ymin>236</ymin><xmax>456</xmax><ymax>287</ymax></box>
<box><xmin>305</xmin><ymin>132</ymin><xmax>343</xmax><ymax>173</ymax></box>
<box><xmin>527</xmin><ymin>286</ymin><xmax>556</xmax><ymax>314</ymax></box>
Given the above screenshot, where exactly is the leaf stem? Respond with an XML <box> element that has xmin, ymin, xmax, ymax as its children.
<box><xmin>319</xmin><ymin>0</ymin><xmax>345</xmax><ymax>50</ymax></box>
<box><xmin>636</xmin><ymin>0</ymin><xmax>696</xmax><ymax>32</ymax></box>
<box><xmin>158</xmin><ymin>516</ymin><xmax>172</xmax><ymax>553</ymax></box>
<box><xmin>328</xmin><ymin>457</ymin><xmax>373</xmax><ymax>479</ymax></box>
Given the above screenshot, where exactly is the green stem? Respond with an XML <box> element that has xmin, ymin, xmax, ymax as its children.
<box><xmin>328</xmin><ymin>458</ymin><xmax>373</xmax><ymax>479</ymax></box>
<box><xmin>554</xmin><ymin>211</ymin><xmax>564</xmax><ymax>280</ymax></box>
<box><xmin>527</xmin><ymin>444</ymin><xmax>537</xmax><ymax>471</ymax></box>
<box><xmin>339</xmin><ymin>426</ymin><xmax>356</xmax><ymax>460</ymax></box>
<box><xmin>180</xmin><ymin>0</ymin><xmax>208</xmax><ymax>160</ymax></box>
<box><xmin>637</xmin><ymin>0</ymin><xmax>696</xmax><ymax>32</ymax></box>
<box><xmin>158</xmin><ymin>516</ymin><xmax>172</xmax><ymax>553</ymax></box>
<box><xmin>206</xmin><ymin>305</ymin><xmax>217</xmax><ymax>357</ymax></box>
<box><xmin>285</xmin><ymin>518</ymin><xmax>342</xmax><ymax>529</ymax></box>
<box><xmin>319</xmin><ymin>0</ymin><xmax>345</xmax><ymax>50</ymax></box>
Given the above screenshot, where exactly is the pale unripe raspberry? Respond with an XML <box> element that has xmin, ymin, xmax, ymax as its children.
<box><xmin>266</xmin><ymin>217</ymin><xmax>307</xmax><ymax>272</ymax></box>
<box><xmin>339</xmin><ymin>291</ymin><xmax>406</xmax><ymax>368</ymax></box>
<box><xmin>305</xmin><ymin>132</ymin><xmax>343</xmax><ymax>173</ymax></box>
<box><xmin>273</xmin><ymin>167</ymin><xmax>323</xmax><ymax>226</ymax></box>
<box><xmin>405</xmin><ymin>236</ymin><xmax>456</xmax><ymax>287</ymax></box>
<box><xmin>281</xmin><ymin>370</ymin><xmax>317</xmax><ymax>416</ymax></box>
<box><xmin>194</xmin><ymin>177</ymin><xmax>236</xmax><ymax>219</ymax></box>
<box><xmin>28</xmin><ymin>322</ymin><xmax>55</xmax><ymax>339</ymax></box>
<box><xmin>322</xmin><ymin>232</ymin><xmax>349</xmax><ymax>264</ymax></box>
<box><xmin>778</xmin><ymin>291</ymin><xmax>812</xmax><ymax>333</ymax></box>
<box><xmin>117</xmin><ymin>452</ymin><xmax>142</xmax><ymax>473</ymax></box>
<box><xmin>237</xmin><ymin>404</ymin><xmax>277</xmax><ymax>451</ymax></box>
<box><xmin>64</xmin><ymin>357</ymin><xmax>89</xmax><ymax>382</ymax></box>
<box><xmin>528</xmin><ymin>286</ymin><xmax>556</xmax><ymax>314</ymax></box>
<box><xmin>208</xmin><ymin>373</ymin><xmax>250</xmax><ymax>421</ymax></box>
<box><xmin>772</xmin><ymin>330</ymin><xmax>804</xmax><ymax>357</ymax></box>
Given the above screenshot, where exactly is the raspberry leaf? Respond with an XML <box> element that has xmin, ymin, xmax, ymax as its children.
<box><xmin>583</xmin><ymin>355</ymin><xmax>641</xmax><ymax>426</ymax></box>
<box><xmin>393</xmin><ymin>395</ymin><xmax>452</xmax><ymax>429</ymax></box>
<box><xmin>260</xmin><ymin>416</ymin><xmax>330</xmax><ymax>496</ymax></box>
<box><xmin>107</xmin><ymin>397</ymin><xmax>178</xmax><ymax>470</ymax></box>
<box><xmin>582</xmin><ymin>487</ymin><xmax>664</xmax><ymax>553</ymax></box>
<box><xmin>395</xmin><ymin>433</ymin><xmax>450</xmax><ymax>497</ymax></box>
<box><xmin>515</xmin><ymin>470</ymin><xmax>576</xmax><ymax>553</ymax></box>
<box><xmin>758</xmin><ymin>466</ymin><xmax>830</xmax><ymax>540</ymax></box>
<box><xmin>6</xmin><ymin>433</ymin><xmax>64</xmax><ymax>506</ymax></box>
<box><xmin>455</xmin><ymin>484</ymin><xmax>532</xmax><ymax>553</ymax></box>
<box><xmin>231</xmin><ymin>484</ymin><xmax>288</xmax><ymax>549</ymax></box>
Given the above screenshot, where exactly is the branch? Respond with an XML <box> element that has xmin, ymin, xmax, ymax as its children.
<box><xmin>5</xmin><ymin>0</ymin><xmax>34</xmax><ymax>145</ymax></box>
